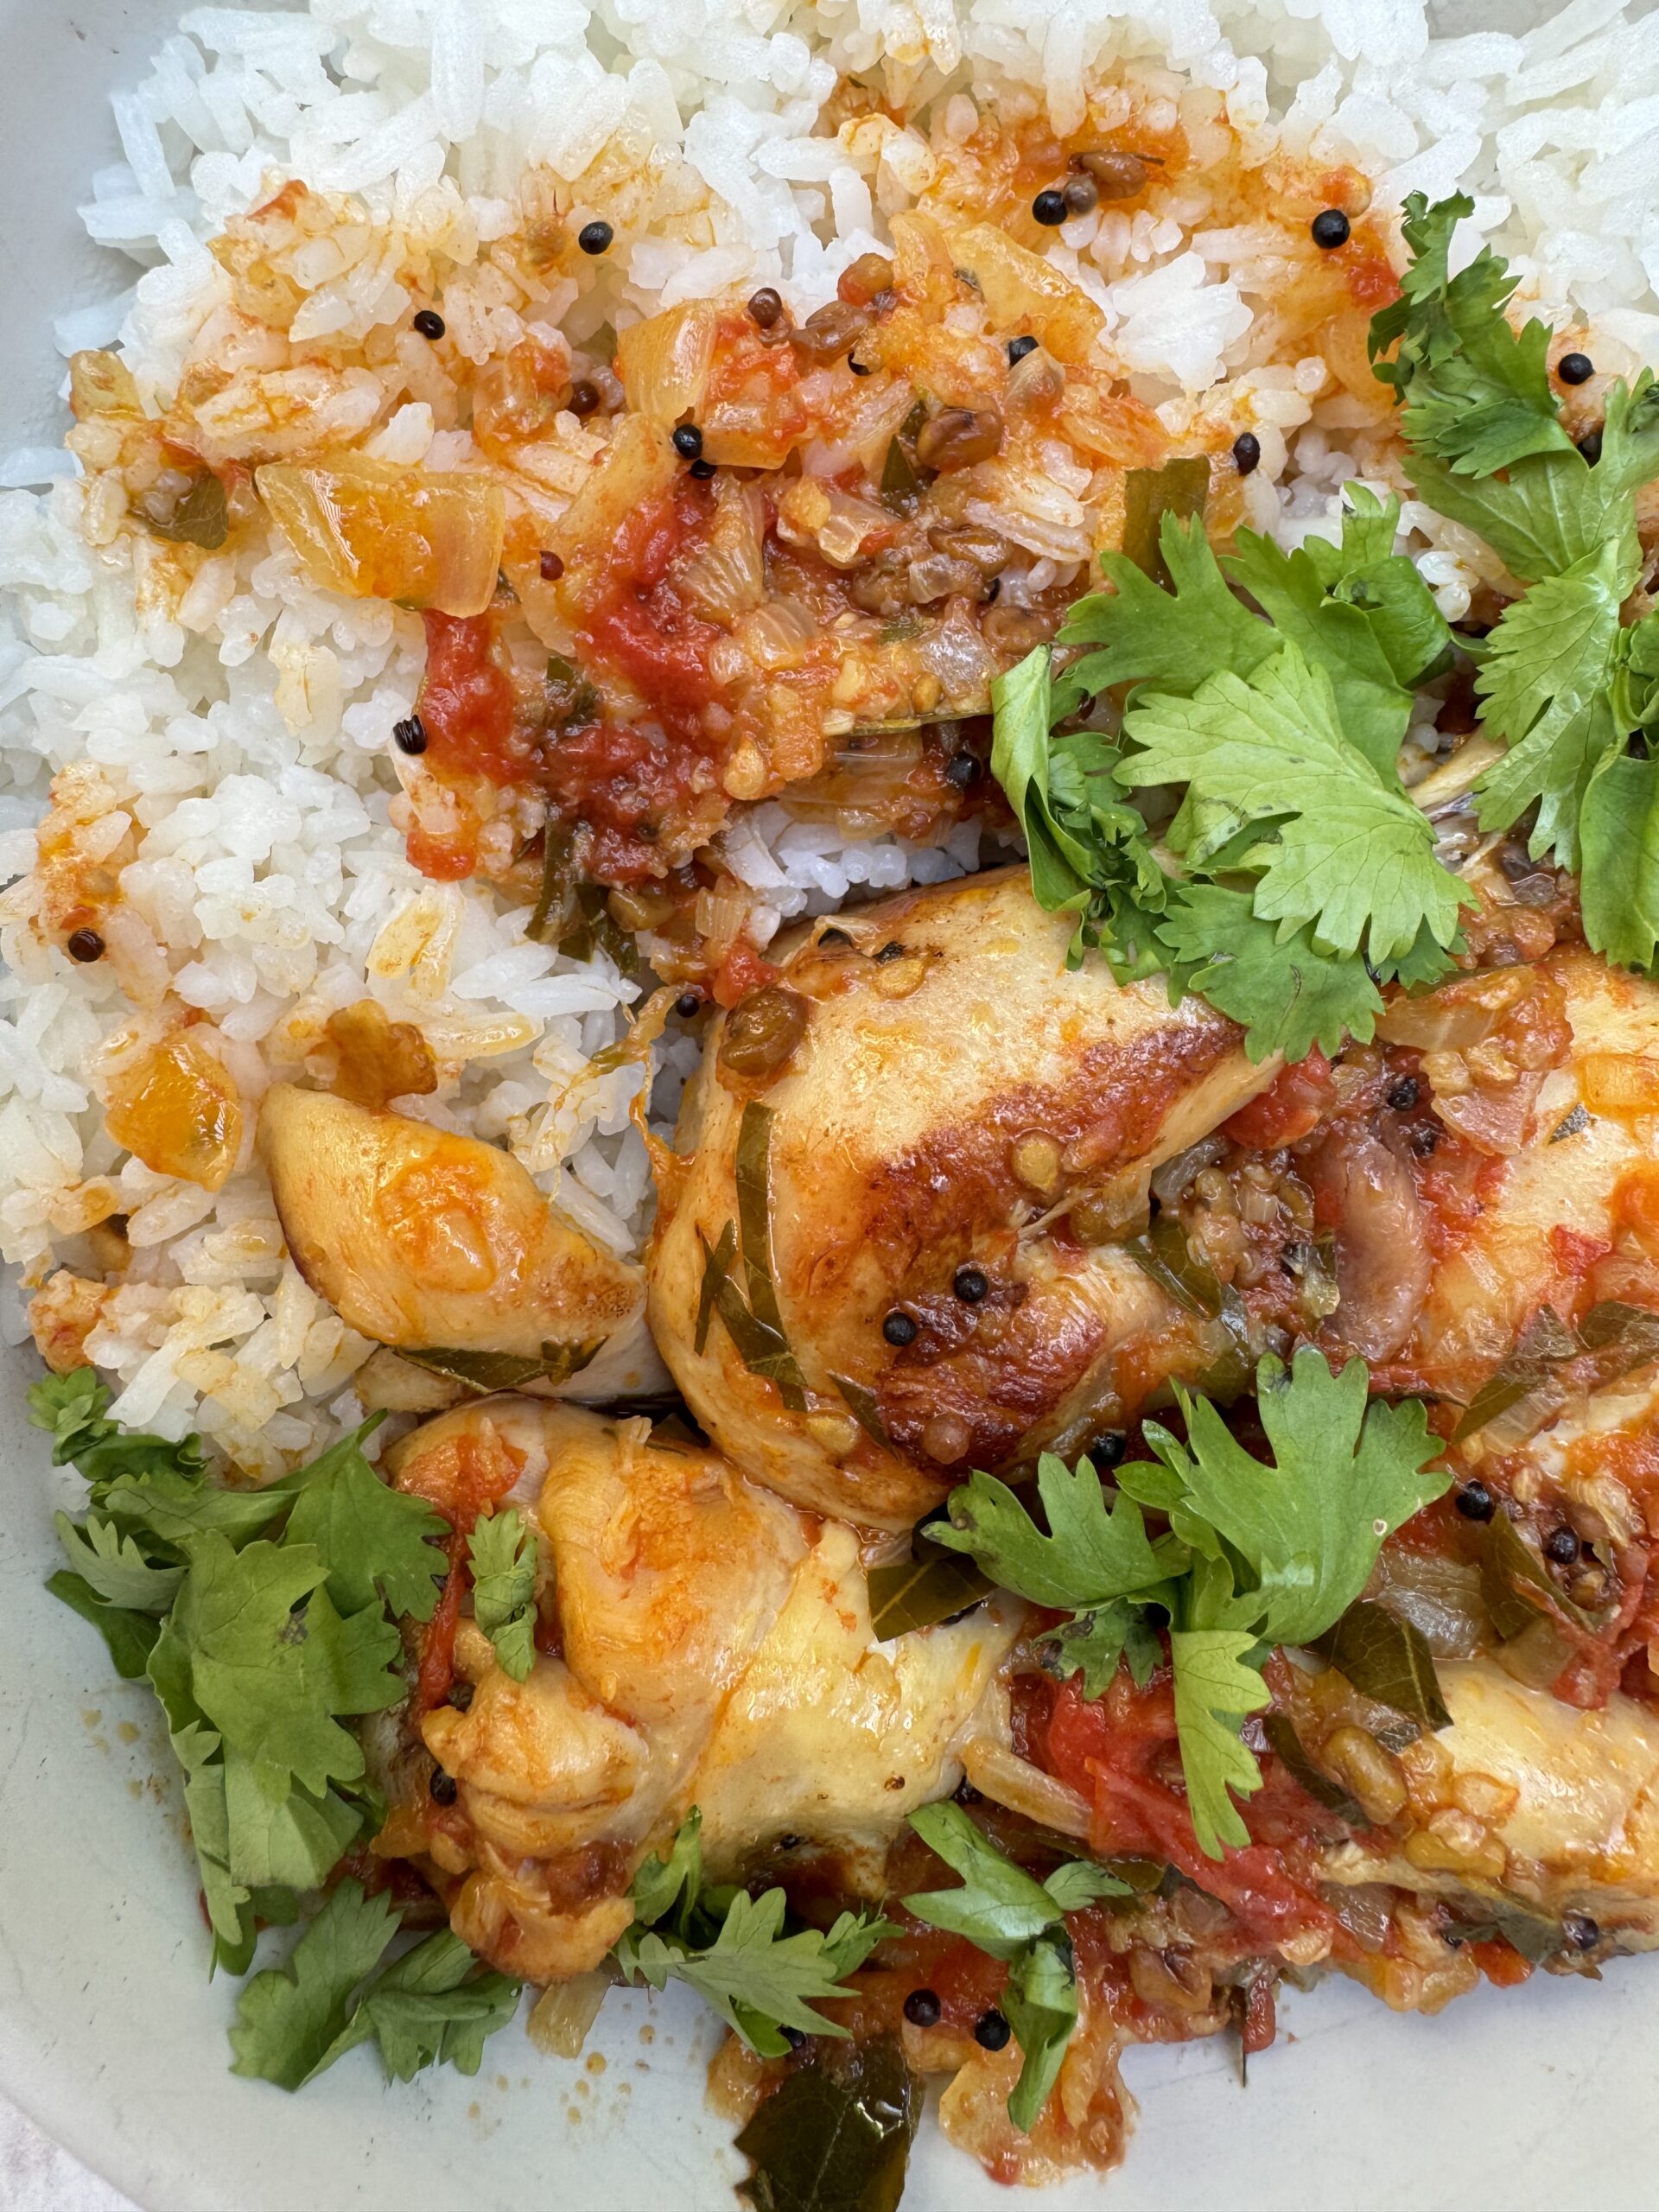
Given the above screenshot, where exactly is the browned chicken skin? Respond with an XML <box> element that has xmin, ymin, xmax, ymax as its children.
<box><xmin>648</xmin><ymin>867</ymin><xmax>1280</xmax><ymax>1529</ymax></box>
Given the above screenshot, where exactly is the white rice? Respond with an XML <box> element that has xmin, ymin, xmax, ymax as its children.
<box><xmin>3</xmin><ymin>0</ymin><xmax>1656</xmax><ymax>1469</ymax></box>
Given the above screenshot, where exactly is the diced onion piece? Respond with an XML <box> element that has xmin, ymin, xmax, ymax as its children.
<box><xmin>1580</xmin><ymin>1052</ymin><xmax>1659</xmax><ymax>1116</ymax></box>
<box><xmin>527</xmin><ymin>1971</ymin><xmax>611</xmax><ymax>2058</ymax></box>
<box><xmin>1434</xmin><ymin>1071</ymin><xmax>1544</xmax><ymax>1158</ymax></box>
<box><xmin>257</xmin><ymin>456</ymin><xmax>505</xmax><ymax>617</ymax></box>
<box><xmin>962</xmin><ymin>1739</ymin><xmax>1093</xmax><ymax>1840</ymax></box>
<box><xmin>1376</xmin><ymin>969</ymin><xmax>1531</xmax><ymax>1052</ymax></box>
<box><xmin>545</xmin><ymin>414</ymin><xmax>678</xmax><ymax>614</ymax></box>
<box><xmin>105</xmin><ymin>1032</ymin><xmax>244</xmax><ymax>1194</ymax></box>
<box><xmin>614</xmin><ymin>302</ymin><xmax>715</xmax><ymax>429</ymax></box>
<box><xmin>70</xmin><ymin>347</ymin><xmax>141</xmax><ymax>418</ymax></box>
<box><xmin>1366</xmin><ymin>1548</ymin><xmax>1484</xmax><ymax>1660</ymax></box>
<box><xmin>946</xmin><ymin>222</ymin><xmax>1106</xmax><ymax>366</ymax></box>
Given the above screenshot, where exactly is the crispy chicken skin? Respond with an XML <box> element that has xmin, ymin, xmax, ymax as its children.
<box><xmin>648</xmin><ymin>868</ymin><xmax>1278</xmax><ymax>1529</ymax></box>
<box><xmin>385</xmin><ymin>1399</ymin><xmax>1020</xmax><ymax>1980</ymax></box>
<box><xmin>258</xmin><ymin>1084</ymin><xmax>658</xmax><ymax>1390</ymax></box>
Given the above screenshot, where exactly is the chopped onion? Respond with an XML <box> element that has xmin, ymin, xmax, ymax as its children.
<box><xmin>1376</xmin><ymin>969</ymin><xmax>1531</xmax><ymax>1052</ymax></box>
<box><xmin>613</xmin><ymin>302</ymin><xmax>716</xmax><ymax>429</ymax></box>
<box><xmin>671</xmin><ymin>480</ymin><xmax>766</xmax><ymax>624</ymax></box>
<box><xmin>734</xmin><ymin>597</ymin><xmax>819</xmax><ymax>671</ymax></box>
<box><xmin>545</xmin><ymin>416</ymin><xmax>679</xmax><ymax>613</ymax></box>
<box><xmin>1433</xmin><ymin>1071</ymin><xmax>1544</xmax><ymax>1158</ymax></box>
<box><xmin>1366</xmin><ymin>1549</ymin><xmax>1484</xmax><ymax>1660</ymax></box>
<box><xmin>945</xmin><ymin>221</ymin><xmax>1106</xmax><ymax>366</ymax></box>
<box><xmin>257</xmin><ymin>456</ymin><xmax>505</xmax><ymax>617</ymax></box>
<box><xmin>527</xmin><ymin>1971</ymin><xmax>611</xmax><ymax>2058</ymax></box>
<box><xmin>962</xmin><ymin>1739</ymin><xmax>1093</xmax><ymax>1840</ymax></box>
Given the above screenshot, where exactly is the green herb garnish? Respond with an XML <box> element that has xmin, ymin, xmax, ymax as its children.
<box><xmin>613</xmin><ymin>1810</ymin><xmax>893</xmax><ymax>2058</ymax></box>
<box><xmin>990</xmin><ymin>499</ymin><xmax>1467</xmax><ymax>1061</ymax></box>
<box><xmin>930</xmin><ymin>1350</ymin><xmax>1448</xmax><ymax>1858</ymax></box>
<box><xmin>901</xmin><ymin>1804</ymin><xmax>1129</xmax><ymax>2133</ymax></box>
<box><xmin>1372</xmin><ymin>191</ymin><xmax>1659</xmax><ymax>969</ymax></box>
<box><xmin>467</xmin><ymin>1505</ymin><xmax>538</xmax><ymax>1681</ymax></box>
<box><xmin>230</xmin><ymin>1879</ymin><xmax>521</xmax><ymax>2090</ymax></box>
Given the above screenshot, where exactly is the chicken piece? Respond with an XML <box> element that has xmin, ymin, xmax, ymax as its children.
<box><xmin>648</xmin><ymin>867</ymin><xmax>1278</xmax><ymax>1529</ymax></box>
<box><xmin>384</xmin><ymin>1398</ymin><xmax>1020</xmax><ymax>1980</ymax></box>
<box><xmin>258</xmin><ymin>1084</ymin><xmax>663</xmax><ymax>1394</ymax></box>
<box><xmin>1325</xmin><ymin>1659</ymin><xmax>1659</xmax><ymax>1949</ymax></box>
<box><xmin>1388</xmin><ymin>950</ymin><xmax>1659</xmax><ymax>1398</ymax></box>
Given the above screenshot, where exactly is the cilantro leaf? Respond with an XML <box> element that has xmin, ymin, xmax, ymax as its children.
<box><xmin>930</xmin><ymin>1452</ymin><xmax>1183</xmax><ymax>1611</ymax></box>
<box><xmin>1056</xmin><ymin>513</ymin><xmax>1276</xmax><ymax>702</ymax></box>
<box><xmin>1472</xmin><ymin>538</ymin><xmax>1629</xmax><ymax>867</ymax></box>
<box><xmin>1038</xmin><ymin>1859</ymin><xmax>1135</xmax><ymax>1913</ymax></box>
<box><xmin>903</xmin><ymin>1803</ymin><xmax>1071</xmax><ymax>1959</ymax></box>
<box><xmin>46</xmin><ymin>1571</ymin><xmax>162</xmax><ymax>1680</ymax></box>
<box><xmin>148</xmin><ymin>1623</ymin><xmax>257</xmax><ymax>1973</ymax></box>
<box><xmin>1224</xmin><ymin>497</ymin><xmax>1450</xmax><ymax>779</ymax></box>
<box><xmin>29</xmin><ymin>1369</ymin><xmax>211</xmax><ymax>1495</ymax></box>
<box><xmin>170</xmin><ymin>1535</ymin><xmax>396</xmax><ymax>1797</ymax></box>
<box><xmin>53</xmin><ymin>1511</ymin><xmax>182</xmax><ymax>1614</ymax></box>
<box><xmin>902</xmin><ymin>1809</ymin><xmax>1127</xmax><ymax>2135</ymax></box>
<box><xmin>1369</xmin><ymin>192</ymin><xmax>1572</xmax><ymax>477</ymax></box>
<box><xmin>989</xmin><ymin>651</ymin><xmax>1172</xmax><ymax>976</ymax></box>
<box><xmin>310</xmin><ymin>1928</ymin><xmax>523</xmax><ymax>2084</ymax></box>
<box><xmin>1168</xmin><ymin>1627</ymin><xmax>1269</xmax><ymax>1857</ymax></box>
<box><xmin>617</xmin><ymin>1888</ymin><xmax>893</xmax><ymax>2056</ymax></box>
<box><xmin>1402</xmin><ymin>372</ymin><xmax>1659</xmax><ymax>586</ymax></box>
<box><xmin>632</xmin><ymin>1808</ymin><xmax>705</xmax><ymax>1930</ymax></box>
<box><xmin>96</xmin><ymin>1462</ymin><xmax>292</xmax><ymax>1551</ymax></box>
<box><xmin>903</xmin><ymin>1805</ymin><xmax>1128</xmax><ymax>1955</ymax></box>
<box><xmin>1117</xmin><ymin>646</ymin><xmax>1472</xmax><ymax>966</ymax></box>
<box><xmin>1154</xmin><ymin>884</ymin><xmax>1389</xmax><ymax>1064</ymax></box>
<box><xmin>1580</xmin><ymin>747</ymin><xmax>1659</xmax><ymax>970</ymax></box>
<box><xmin>221</xmin><ymin>1747</ymin><xmax>362</xmax><ymax>1893</ymax></box>
<box><xmin>1144</xmin><ymin>1349</ymin><xmax>1447</xmax><ymax>1649</ymax></box>
<box><xmin>1037</xmin><ymin>1602</ymin><xmax>1160</xmax><ymax>1700</ymax></box>
<box><xmin>230</xmin><ymin>1879</ymin><xmax>402</xmax><ymax>2089</ymax></box>
<box><xmin>467</xmin><ymin>1507</ymin><xmax>538</xmax><ymax>1682</ymax></box>
<box><xmin>282</xmin><ymin>1424</ymin><xmax>448</xmax><ymax>1624</ymax></box>
<box><xmin>1001</xmin><ymin>1931</ymin><xmax>1077</xmax><ymax>2135</ymax></box>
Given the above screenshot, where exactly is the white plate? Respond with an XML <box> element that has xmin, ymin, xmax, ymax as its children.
<box><xmin>3</xmin><ymin>5</ymin><xmax>1658</xmax><ymax>2209</ymax></box>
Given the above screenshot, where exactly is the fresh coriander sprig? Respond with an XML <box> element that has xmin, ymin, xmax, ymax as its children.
<box><xmin>901</xmin><ymin>1804</ymin><xmax>1129</xmax><ymax>2133</ymax></box>
<box><xmin>612</xmin><ymin>1809</ymin><xmax>896</xmax><ymax>2058</ymax></box>
<box><xmin>930</xmin><ymin>1349</ymin><xmax>1448</xmax><ymax>1858</ymax></box>
<box><xmin>230</xmin><ymin>1879</ymin><xmax>521</xmax><ymax>2090</ymax></box>
<box><xmin>467</xmin><ymin>1505</ymin><xmax>539</xmax><ymax>1681</ymax></box>
<box><xmin>989</xmin><ymin>492</ymin><xmax>1468</xmax><ymax>1062</ymax></box>
<box><xmin>35</xmin><ymin>1372</ymin><xmax>448</xmax><ymax>1977</ymax></box>
<box><xmin>1370</xmin><ymin>191</ymin><xmax>1659</xmax><ymax>970</ymax></box>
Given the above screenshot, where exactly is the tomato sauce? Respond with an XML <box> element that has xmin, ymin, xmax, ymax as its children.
<box><xmin>1038</xmin><ymin>1669</ymin><xmax>1339</xmax><ymax>1948</ymax></box>
<box><xmin>415</xmin><ymin>1532</ymin><xmax>468</xmax><ymax>1714</ymax></box>
<box><xmin>1222</xmin><ymin>1048</ymin><xmax>1334</xmax><ymax>1148</ymax></box>
<box><xmin>541</xmin><ymin>718</ymin><xmax>709</xmax><ymax>884</ymax></box>
<box><xmin>417</xmin><ymin>610</ymin><xmax>526</xmax><ymax>785</ymax></box>
<box><xmin>711</xmin><ymin>940</ymin><xmax>781</xmax><ymax>1007</ymax></box>
<box><xmin>578</xmin><ymin>480</ymin><xmax>723</xmax><ymax>741</ymax></box>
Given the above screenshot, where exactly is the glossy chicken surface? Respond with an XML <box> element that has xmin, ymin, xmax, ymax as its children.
<box><xmin>258</xmin><ymin>1084</ymin><xmax>653</xmax><ymax>1389</ymax></box>
<box><xmin>649</xmin><ymin>868</ymin><xmax>1278</xmax><ymax>1529</ymax></box>
<box><xmin>384</xmin><ymin>1399</ymin><xmax>1019</xmax><ymax>1980</ymax></box>
<box><xmin>1325</xmin><ymin>1662</ymin><xmax>1659</xmax><ymax>1943</ymax></box>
